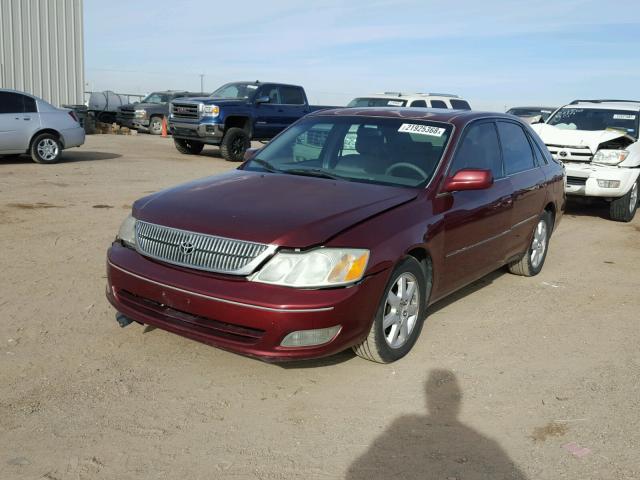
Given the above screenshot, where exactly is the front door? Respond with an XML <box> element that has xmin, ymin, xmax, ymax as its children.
<box><xmin>440</xmin><ymin>120</ymin><xmax>512</xmax><ymax>293</ymax></box>
<box><xmin>253</xmin><ymin>85</ymin><xmax>285</xmax><ymax>139</ymax></box>
<box><xmin>0</xmin><ymin>92</ymin><xmax>37</xmax><ymax>153</ymax></box>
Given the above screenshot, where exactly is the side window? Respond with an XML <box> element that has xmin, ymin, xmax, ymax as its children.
<box><xmin>280</xmin><ymin>86</ymin><xmax>305</xmax><ymax>105</ymax></box>
<box><xmin>449</xmin><ymin>122</ymin><xmax>503</xmax><ymax>179</ymax></box>
<box><xmin>23</xmin><ymin>96</ymin><xmax>37</xmax><ymax>113</ymax></box>
<box><xmin>259</xmin><ymin>86</ymin><xmax>282</xmax><ymax>104</ymax></box>
<box><xmin>430</xmin><ymin>100</ymin><xmax>447</xmax><ymax>108</ymax></box>
<box><xmin>0</xmin><ymin>92</ymin><xmax>25</xmax><ymax>113</ymax></box>
<box><xmin>496</xmin><ymin>121</ymin><xmax>536</xmax><ymax>175</ymax></box>
<box><xmin>450</xmin><ymin>99</ymin><xmax>471</xmax><ymax>110</ymax></box>
<box><xmin>410</xmin><ymin>100</ymin><xmax>427</xmax><ymax>108</ymax></box>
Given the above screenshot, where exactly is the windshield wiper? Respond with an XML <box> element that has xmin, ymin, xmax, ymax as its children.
<box><xmin>281</xmin><ymin>168</ymin><xmax>346</xmax><ymax>181</ymax></box>
<box><xmin>250</xmin><ymin>158</ymin><xmax>281</xmax><ymax>173</ymax></box>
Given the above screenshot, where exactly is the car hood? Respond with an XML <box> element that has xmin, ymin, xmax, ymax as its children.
<box><xmin>532</xmin><ymin>123</ymin><xmax>632</xmax><ymax>153</ymax></box>
<box><xmin>132</xmin><ymin>170</ymin><xmax>418</xmax><ymax>247</ymax></box>
<box><xmin>171</xmin><ymin>97</ymin><xmax>245</xmax><ymax>107</ymax></box>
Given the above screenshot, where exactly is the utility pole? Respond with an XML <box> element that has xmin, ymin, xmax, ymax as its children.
<box><xmin>199</xmin><ymin>74</ymin><xmax>204</xmax><ymax>93</ymax></box>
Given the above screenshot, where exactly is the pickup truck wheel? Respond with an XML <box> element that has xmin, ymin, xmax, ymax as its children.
<box><xmin>220</xmin><ymin>127</ymin><xmax>250</xmax><ymax>162</ymax></box>
<box><xmin>353</xmin><ymin>257</ymin><xmax>428</xmax><ymax>363</ymax></box>
<box><xmin>149</xmin><ymin>116</ymin><xmax>163</xmax><ymax>135</ymax></box>
<box><xmin>609</xmin><ymin>180</ymin><xmax>638</xmax><ymax>222</ymax></box>
<box><xmin>174</xmin><ymin>138</ymin><xmax>204</xmax><ymax>155</ymax></box>
<box><xmin>508</xmin><ymin>211</ymin><xmax>551</xmax><ymax>276</ymax></box>
<box><xmin>30</xmin><ymin>133</ymin><xmax>62</xmax><ymax>164</ymax></box>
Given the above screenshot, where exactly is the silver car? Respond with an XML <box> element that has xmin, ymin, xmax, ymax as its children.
<box><xmin>0</xmin><ymin>88</ymin><xmax>85</xmax><ymax>164</ymax></box>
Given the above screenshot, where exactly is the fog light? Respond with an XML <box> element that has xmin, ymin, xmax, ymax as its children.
<box><xmin>280</xmin><ymin>325</ymin><xmax>341</xmax><ymax>347</ymax></box>
<box><xmin>597</xmin><ymin>179</ymin><xmax>621</xmax><ymax>188</ymax></box>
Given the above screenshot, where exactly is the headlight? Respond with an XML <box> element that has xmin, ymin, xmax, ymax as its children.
<box><xmin>251</xmin><ymin>248</ymin><xmax>369</xmax><ymax>288</ymax></box>
<box><xmin>134</xmin><ymin>109</ymin><xmax>147</xmax><ymax>118</ymax></box>
<box><xmin>592</xmin><ymin>149</ymin><xmax>629</xmax><ymax>165</ymax></box>
<box><xmin>117</xmin><ymin>215</ymin><xmax>137</xmax><ymax>247</ymax></box>
<box><xmin>201</xmin><ymin>104</ymin><xmax>220</xmax><ymax>117</ymax></box>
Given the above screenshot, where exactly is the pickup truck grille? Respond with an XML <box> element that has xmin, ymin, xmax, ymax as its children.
<box><xmin>119</xmin><ymin>109</ymin><xmax>135</xmax><ymax>118</ymax></box>
<box><xmin>171</xmin><ymin>102</ymin><xmax>200</xmax><ymax>119</ymax></box>
<box><xmin>135</xmin><ymin>220</ymin><xmax>275</xmax><ymax>275</ymax></box>
<box><xmin>546</xmin><ymin>144</ymin><xmax>593</xmax><ymax>162</ymax></box>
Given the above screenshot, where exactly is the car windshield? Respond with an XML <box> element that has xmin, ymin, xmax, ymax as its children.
<box><xmin>508</xmin><ymin>108</ymin><xmax>554</xmax><ymax>120</ymax></box>
<box><xmin>210</xmin><ymin>82</ymin><xmax>259</xmax><ymax>100</ymax></box>
<box><xmin>347</xmin><ymin>97</ymin><xmax>408</xmax><ymax>108</ymax></box>
<box><xmin>244</xmin><ymin>116</ymin><xmax>453</xmax><ymax>188</ymax></box>
<box><xmin>141</xmin><ymin>92</ymin><xmax>170</xmax><ymax>104</ymax></box>
<box><xmin>547</xmin><ymin>107</ymin><xmax>639</xmax><ymax>137</ymax></box>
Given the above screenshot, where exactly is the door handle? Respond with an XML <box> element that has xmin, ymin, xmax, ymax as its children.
<box><xmin>23</xmin><ymin>117</ymin><xmax>31</xmax><ymax>121</ymax></box>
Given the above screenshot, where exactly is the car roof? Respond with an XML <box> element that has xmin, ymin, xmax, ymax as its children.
<box><xmin>353</xmin><ymin>93</ymin><xmax>466</xmax><ymax>101</ymax></box>
<box><xmin>566</xmin><ymin>100</ymin><xmax>640</xmax><ymax>111</ymax></box>
<box><xmin>309</xmin><ymin>107</ymin><xmax>513</xmax><ymax>125</ymax></box>
<box><xmin>0</xmin><ymin>88</ymin><xmax>36</xmax><ymax>98</ymax></box>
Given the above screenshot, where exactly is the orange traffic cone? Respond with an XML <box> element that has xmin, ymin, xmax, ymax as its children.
<box><xmin>161</xmin><ymin>116</ymin><xmax>168</xmax><ymax>137</ymax></box>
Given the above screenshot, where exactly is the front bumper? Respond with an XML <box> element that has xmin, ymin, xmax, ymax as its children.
<box><xmin>117</xmin><ymin>115</ymin><xmax>150</xmax><ymax>130</ymax></box>
<box><xmin>565</xmin><ymin>162</ymin><xmax>640</xmax><ymax>198</ymax></box>
<box><xmin>169</xmin><ymin>119</ymin><xmax>224</xmax><ymax>144</ymax></box>
<box><xmin>106</xmin><ymin>243</ymin><xmax>388</xmax><ymax>361</ymax></box>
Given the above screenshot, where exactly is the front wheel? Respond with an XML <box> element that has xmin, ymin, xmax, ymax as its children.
<box><xmin>609</xmin><ymin>180</ymin><xmax>638</xmax><ymax>222</ymax></box>
<box><xmin>148</xmin><ymin>116</ymin><xmax>163</xmax><ymax>135</ymax></box>
<box><xmin>508</xmin><ymin>211</ymin><xmax>552</xmax><ymax>276</ymax></box>
<box><xmin>353</xmin><ymin>257</ymin><xmax>428</xmax><ymax>363</ymax></box>
<box><xmin>220</xmin><ymin>127</ymin><xmax>250</xmax><ymax>162</ymax></box>
<box><xmin>174</xmin><ymin>138</ymin><xmax>204</xmax><ymax>155</ymax></box>
<box><xmin>30</xmin><ymin>133</ymin><xmax>62</xmax><ymax>164</ymax></box>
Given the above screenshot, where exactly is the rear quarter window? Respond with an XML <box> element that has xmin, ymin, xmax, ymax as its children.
<box><xmin>410</xmin><ymin>100</ymin><xmax>427</xmax><ymax>107</ymax></box>
<box><xmin>450</xmin><ymin>99</ymin><xmax>471</xmax><ymax>110</ymax></box>
<box><xmin>430</xmin><ymin>100</ymin><xmax>447</xmax><ymax>108</ymax></box>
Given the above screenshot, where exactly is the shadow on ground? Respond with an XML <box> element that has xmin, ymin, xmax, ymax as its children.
<box><xmin>564</xmin><ymin>198</ymin><xmax>610</xmax><ymax>220</ymax></box>
<box><xmin>1</xmin><ymin>151</ymin><xmax>122</xmax><ymax>164</ymax></box>
<box><xmin>346</xmin><ymin>369</ymin><xmax>528</xmax><ymax>480</ymax></box>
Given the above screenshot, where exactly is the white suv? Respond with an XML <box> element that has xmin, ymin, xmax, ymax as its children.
<box><xmin>532</xmin><ymin>100</ymin><xmax>640</xmax><ymax>222</ymax></box>
<box><xmin>347</xmin><ymin>92</ymin><xmax>471</xmax><ymax>110</ymax></box>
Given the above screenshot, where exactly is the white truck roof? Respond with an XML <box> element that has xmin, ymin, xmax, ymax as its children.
<box><xmin>566</xmin><ymin>100</ymin><xmax>640</xmax><ymax>112</ymax></box>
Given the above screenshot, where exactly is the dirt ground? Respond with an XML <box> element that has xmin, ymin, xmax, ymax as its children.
<box><xmin>1</xmin><ymin>134</ymin><xmax>639</xmax><ymax>480</ymax></box>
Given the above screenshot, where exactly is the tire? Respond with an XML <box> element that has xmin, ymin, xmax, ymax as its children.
<box><xmin>30</xmin><ymin>133</ymin><xmax>62</xmax><ymax>164</ymax></box>
<box><xmin>148</xmin><ymin>116</ymin><xmax>163</xmax><ymax>135</ymax></box>
<box><xmin>174</xmin><ymin>138</ymin><xmax>204</xmax><ymax>155</ymax></box>
<box><xmin>609</xmin><ymin>180</ymin><xmax>638</xmax><ymax>222</ymax></box>
<box><xmin>220</xmin><ymin>127</ymin><xmax>250</xmax><ymax>162</ymax></box>
<box><xmin>353</xmin><ymin>256</ymin><xmax>429</xmax><ymax>363</ymax></box>
<box><xmin>508</xmin><ymin>211</ymin><xmax>552</xmax><ymax>277</ymax></box>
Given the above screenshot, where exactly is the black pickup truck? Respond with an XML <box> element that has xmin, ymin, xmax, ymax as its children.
<box><xmin>117</xmin><ymin>90</ymin><xmax>206</xmax><ymax>134</ymax></box>
<box><xmin>168</xmin><ymin>81</ymin><xmax>336</xmax><ymax>161</ymax></box>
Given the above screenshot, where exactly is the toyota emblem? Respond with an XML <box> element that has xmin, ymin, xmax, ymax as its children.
<box><xmin>559</xmin><ymin>150</ymin><xmax>568</xmax><ymax>158</ymax></box>
<box><xmin>180</xmin><ymin>240</ymin><xmax>195</xmax><ymax>255</ymax></box>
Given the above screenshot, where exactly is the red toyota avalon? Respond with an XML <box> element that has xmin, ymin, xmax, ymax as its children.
<box><xmin>106</xmin><ymin>108</ymin><xmax>565</xmax><ymax>363</ymax></box>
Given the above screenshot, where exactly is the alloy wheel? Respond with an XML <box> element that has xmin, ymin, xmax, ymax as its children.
<box><xmin>382</xmin><ymin>272</ymin><xmax>420</xmax><ymax>349</ymax></box>
<box><xmin>629</xmin><ymin>182</ymin><xmax>638</xmax><ymax>214</ymax></box>
<box><xmin>530</xmin><ymin>219</ymin><xmax>548</xmax><ymax>269</ymax></box>
<box><xmin>37</xmin><ymin>139</ymin><xmax>59</xmax><ymax>161</ymax></box>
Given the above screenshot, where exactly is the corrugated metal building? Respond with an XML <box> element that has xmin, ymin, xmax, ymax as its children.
<box><xmin>0</xmin><ymin>0</ymin><xmax>84</xmax><ymax>106</ymax></box>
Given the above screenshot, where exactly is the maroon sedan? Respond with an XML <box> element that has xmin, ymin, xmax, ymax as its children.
<box><xmin>106</xmin><ymin>108</ymin><xmax>565</xmax><ymax>363</ymax></box>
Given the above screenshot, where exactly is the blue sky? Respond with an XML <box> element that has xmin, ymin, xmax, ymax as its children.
<box><xmin>85</xmin><ymin>0</ymin><xmax>640</xmax><ymax>111</ymax></box>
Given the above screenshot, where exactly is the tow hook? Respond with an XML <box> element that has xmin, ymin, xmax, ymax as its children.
<box><xmin>116</xmin><ymin>312</ymin><xmax>134</xmax><ymax>328</ymax></box>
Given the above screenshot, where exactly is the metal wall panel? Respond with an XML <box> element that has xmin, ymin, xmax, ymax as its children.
<box><xmin>0</xmin><ymin>0</ymin><xmax>84</xmax><ymax>106</ymax></box>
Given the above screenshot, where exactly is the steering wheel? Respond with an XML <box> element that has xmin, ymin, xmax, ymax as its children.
<box><xmin>385</xmin><ymin>162</ymin><xmax>428</xmax><ymax>180</ymax></box>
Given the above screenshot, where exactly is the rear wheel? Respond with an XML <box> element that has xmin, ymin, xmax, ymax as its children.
<box><xmin>30</xmin><ymin>133</ymin><xmax>62</xmax><ymax>164</ymax></box>
<box><xmin>174</xmin><ymin>138</ymin><xmax>204</xmax><ymax>155</ymax></box>
<box><xmin>220</xmin><ymin>127</ymin><xmax>250</xmax><ymax>162</ymax></box>
<box><xmin>353</xmin><ymin>257</ymin><xmax>428</xmax><ymax>363</ymax></box>
<box><xmin>609</xmin><ymin>180</ymin><xmax>638</xmax><ymax>222</ymax></box>
<box><xmin>148</xmin><ymin>116</ymin><xmax>163</xmax><ymax>135</ymax></box>
<box><xmin>508</xmin><ymin>211</ymin><xmax>552</xmax><ymax>276</ymax></box>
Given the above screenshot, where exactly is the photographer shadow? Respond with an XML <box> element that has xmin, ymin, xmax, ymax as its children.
<box><xmin>346</xmin><ymin>369</ymin><xmax>527</xmax><ymax>480</ymax></box>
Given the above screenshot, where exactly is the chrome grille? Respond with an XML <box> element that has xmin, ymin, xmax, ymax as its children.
<box><xmin>135</xmin><ymin>221</ymin><xmax>275</xmax><ymax>275</ymax></box>
<box><xmin>546</xmin><ymin>144</ymin><xmax>593</xmax><ymax>162</ymax></box>
<box><xmin>171</xmin><ymin>102</ymin><xmax>200</xmax><ymax>119</ymax></box>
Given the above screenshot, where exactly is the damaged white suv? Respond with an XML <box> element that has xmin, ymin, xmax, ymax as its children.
<box><xmin>532</xmin><ymin>100</ymin><xmax>640</xmax><ymax>222</ymax></box>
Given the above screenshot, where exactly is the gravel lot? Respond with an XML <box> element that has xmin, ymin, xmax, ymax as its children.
<box><xmin>1</xmin><ymin>134</ymin><xmax>639</xmax><ymax>480</ymax></box>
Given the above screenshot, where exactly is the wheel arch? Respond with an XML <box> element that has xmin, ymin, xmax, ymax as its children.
<box><xmin>405</xmin><ymin>246</ymin><xmax>434</xmax><ymax>300</ymax></box>
<box><xmin>224</xmin><ymin>116</ymin><xmax>251</xmax><ymax>136</ymax></box>
<box><xmin>28</xmin><ymin>129</ymin><xmax>63</xmax><ymax>152</ymax></box>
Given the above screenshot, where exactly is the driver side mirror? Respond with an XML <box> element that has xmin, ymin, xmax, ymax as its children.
<box><xmin>255</xmin><ymin>96</ymin><xmax>270</xmax><ymax>104</ymax></box>
<box><xmin>443</xmin><ymin>169</ymin><xmax>493</xmax><ymax>192</ymax></box>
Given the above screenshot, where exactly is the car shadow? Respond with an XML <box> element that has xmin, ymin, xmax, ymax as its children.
<box><xmin>346</xmin><ymin>369</ymin><xmax>528</xmax><ymax>480</ymax></box>
<box><xmin>564</xmin><ymin>198</ymin><xmax>610</xmax><ymax>220</ymax></box>
<box><xmin>1</xmin><ymin>151</ymin><xmax>122</xmax><ymax>164</ymax></box>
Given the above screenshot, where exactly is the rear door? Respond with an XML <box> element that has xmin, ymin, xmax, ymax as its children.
<box><xmin>0</xmin><ymin>92</ymin><xmax>39</xmax><ymax>152</ymax></box>
<box><xmin>496</xmin><ymin>120</ymin><xmax>547</xmax><ymax>259</ymax></box>
<box><xmin>441</xmin><ymin>120</ymin><xmax>513</xmax><ymax>293</ymax></box>
<box><xmin>279</xmin><ymin>86</ymin><xmax>308</xmax><ymax>128</ymax></box>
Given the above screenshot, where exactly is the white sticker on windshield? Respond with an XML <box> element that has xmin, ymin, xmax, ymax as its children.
<box><xmin>613</xmin><ymin>114</ymin><xmax>636</xmax><ymax>120</ymax></box>
<box><xmin>387</xmin><ymin>100</ymin><xmax>404</xmax><ymax>106</ymax></box>
<box><xmin>247</xmin><ymin>85</ymin><xmax>258</xmax><ymax>89</ymax></box>
<box><xmin>398</xmin><ymin>123</ymin><xmax>445</xmax><ymax>137</ymax></box>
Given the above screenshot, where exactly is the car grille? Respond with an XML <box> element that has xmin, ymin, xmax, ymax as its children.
<box><xmin>171</xmin><ymin>102</ymin><xmax>200</xmax><ymax>119</ymax></box>
<box><xmin>135</xmin><ymin>220</ymin><xmax>275</xmax><ymax>275</ymax></box>
<box><xmin>566</xmin><ymin>176</ymin><xmax>587</xmax><ymax>186</ymax></box>
<box><xmin>119</xmin><ymin>109</ymin><xmax>135</xmax><ymax>118</ymax></box>
<box><xmin>546</xmin><ymin>144</ymin><xmax>593</xmax><ymax>162</ymax></box>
